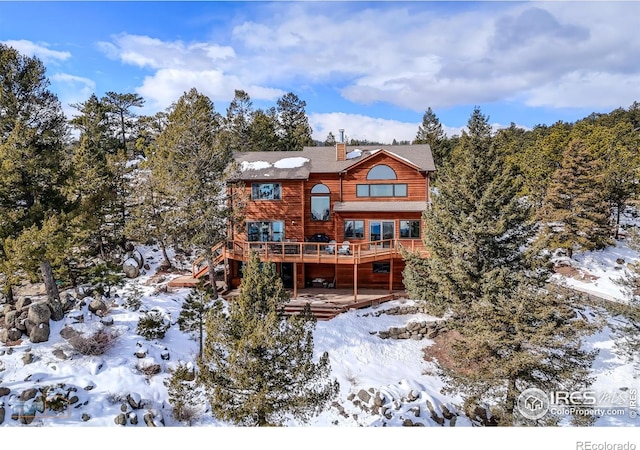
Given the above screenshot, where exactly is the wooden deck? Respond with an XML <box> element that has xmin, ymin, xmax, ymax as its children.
<box><xmin>224</xmin><ymin>288</ymin><xmax>403</xmax><ymax>321</ymax></box>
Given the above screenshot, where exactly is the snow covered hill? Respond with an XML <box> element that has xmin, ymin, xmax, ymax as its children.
<box><xmin>1</xmin><ymin>243</ymin><xmax>638</xmax><ymax>449</ymax></box>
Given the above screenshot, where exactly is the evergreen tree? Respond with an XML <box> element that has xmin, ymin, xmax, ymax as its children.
<box><xmin>247</xmin><ymin>107</ymin><xmax>280</xmax><ymax>151</ymax></box>
<box><xmin>404</xmin><ymin>107</ymin><xmax>599</xmax><ymax>425</ymax></box>
<box><xmin>0</xmin><ymin>44</ymin><xmax>70</xmax><ymax>303</ymax></box>
<box><xmin>539</xmin><ymin>138</ymin><xmax>612</xmax><ymax>258</ymax></box>
<box><xmin>276</xmin><ymin>92</ymin><xmax>313</xmax><ymax>151</ymax></box>
<box><xmin>150</xmin><ymin>88</ymin><xmax>239</xmax><ymax>285</ymax></box>
<box><xmin>102</xmin><ymin>91</ymin><xmax>145</xmax><ymax>155</ymax></box>
<box><xmin>413</xmin><ymin>107</ymin><xmax>448</xmax><ymax>165</ymax></box>
<box><xmin>66</xmin><ymin>94</ymin><xmax>121</xmax><ymax>259</ymax></box>
<box><xmin>222</xmin><ymin>89</ymin><xmax>253</xmax><ymax>153</ymax></box>
<box><xmin>177</xmin><ymin>282</ymin><xmax>214</xmax><ymax>358</ymax></box>
<box><xmin>198</xmin><ymin>252</ymin><xmax>339</xmax><ymax>426</ymax></box>
<box><xmin>323</xmin><ymin>131</ymin><xmax>336</xmax><ymax>147</ymax></box>
<box><xmin>166</xmin><ymin>362</ymin><xmax>202</xmax><ymax>424</ymax></box>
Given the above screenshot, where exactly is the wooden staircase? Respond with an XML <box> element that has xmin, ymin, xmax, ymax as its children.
<box><xmin>167</xmin><ymin>242</ymin><xmax>227</xmax><ymax>291</ymax></box>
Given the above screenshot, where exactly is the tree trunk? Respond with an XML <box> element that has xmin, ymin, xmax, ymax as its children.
<box><xmin>207</xmin><ymin>256</ymin><xmax>216</xmax><ymax>290</ymax></box>
<box><xmin>41</xmin><ymin>259</ymin><xmax>60</xmax><ymax>302</ymax></box>
<box><xmin>505</xmin><ymin>377</ymin><xmax>517</xmax><ymax>425</ymax></box>
<box><xmin>5</xmin><ymin>284</ymin><xmax>15</xmax><ymax>305</ymax></box>
<box><xmin>160</xmin><ymin>240</ymin><xmax>172</xmax><ymax>269</ymax></box>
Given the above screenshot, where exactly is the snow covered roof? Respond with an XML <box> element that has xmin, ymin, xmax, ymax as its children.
<box><xmin>231</xmin><ymin>144</ymin><xmax>435</xmax><ymax>181</ymax></box>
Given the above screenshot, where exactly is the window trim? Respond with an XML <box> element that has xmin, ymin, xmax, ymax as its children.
<box><xmin>310</xmin><ymin>183</ymin><xmax>331</xmax><ymax>221</ymax></box>
<box><xmin>251</xmin><ymin>183</ymin><xmax>282</xmax><ymax>201</ymax></box>
<box><xmin>367</xmin><ymin>164</ymin><xmax>397</xmax><ymax>180</ymax></box>
<box><xmin>355</xmin><ymin>183</ymin><xmax>408</xmax><ymax>198</ymax></box>
<box><xmin>344</xmin><ymin>220</ymin><xmax>365</xmax><ymax>240</ymax></box>
<box><xmin>399</xmin><ymin>220</ymin><xmax>421</xmax><ymax>239</ymax></box>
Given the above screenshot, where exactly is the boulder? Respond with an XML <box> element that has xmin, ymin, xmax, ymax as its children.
<box><xmin>0</xmin><ymin>387</ymin><xmax>10</xmax><ymax>397</ymax></box>
<box><xmin>0</xmin><ymin>406</ymin><xmax>4</xmax><ymax>425</ymax></box>
<box><xmin>123</xmin><ymin>258</ymin><xmax>140</xmax><ymax>278</ymax></box>
<box><xmin>53</xmin><ymin>349</ymin><xmax>68</xmax><ymax>360</ymax></box>
<box><xmin>0</xmin><ymin>327</ymin><xmax>22</xmax><ymax>343</ymax></box>
<box><xmin>88</xmin><ymin>298</ymin><xmax>108</xmax><ymax>316</ymax></box>
<box><xmin>20</xmin><ymin>388</ymin><xmax>38</xmax><ymax>401</ymax></box>
<box><xmin>357</xmin><ymin>389</ymin><xmax>371</xmax><ymax>404</ymax></box>
<box><xmin>27</xmin><ymin>303</ymin><xmax>51</xmax><ymax>325</ymax></box>
<box><xmin>127</xmin><ymin>393</ymin><xmax>143</xmax><ymax>409</ymax></box>
<box><xmin>4</xmin><ymin>310</ymin><xmax>18</xmax><ymax>328</ymax></box>
<box><xmin>48</xmin><ymin>301</ymin><xmax>64</xmax><ymax>321</ymax></box>
<box><xmin>82</xmin><ymin>413</ymin><xmax>91</xmax><ymax>422</ymax></box>
<box><xmin>22</xmin><ymin>353</ymin><xmax>34</xmax><ymax>365</ymax></box>
<box><xmin>114</xmin><ymin>413</ymin><xmax>127</xmax><ymax>425</ymax></box>
<box><xmin>29</xmin><ymin>322</ymin><xmax>50</xmax><ymax>344</ymax></box>
<box><xmin>15</xmin><ymin>297</ymin><xmax>32</xmax><ymax>311</ymax></box>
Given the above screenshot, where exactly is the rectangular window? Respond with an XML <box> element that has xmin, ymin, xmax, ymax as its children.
<box><xmin>355</xmin><ymin>184</ymin><xmax>408</xmax><ymax>197</ymax></box>
<box><xmin>344</xmin><ymin>220</ymin><xmax>365</xmax><ymax>239</ymax></box>
<box><xmin>311</xmin><ymin>196</ymin><xmax>330</xmax><ymax>221</ymax></box>
<box><xmin>400</xmin><ymin>220</ymin><xmax>421</xmax><ymax>238</ymax></box>
<box><xmin>246</xmin><ymin>221</ymin><xmax>284</xmax><ymax>242</ymax></box>
<box><xmin>372</xmin><ymin>262</ymin><xmax>391</xmax><ymax>273</ymax></box>
<box><xmin>251</xmin><ymin>183</ymin><xmax>281</xmax><ymax>200</ymax></box>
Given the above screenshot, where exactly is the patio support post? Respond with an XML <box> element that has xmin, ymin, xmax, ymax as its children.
<box><xmin>389</xmin><ymin>258</ymin><xmax>394</xmax><ymax>294</ymax></box>
<box><xmin>293</xmin><ymin>262</ymin><xmax>298</xmax><ymax>299</ymax></box>
<box><xmin>354</xmin><ymin>262</ymin><xmax>358</xmax><ymax>302</ymax></box>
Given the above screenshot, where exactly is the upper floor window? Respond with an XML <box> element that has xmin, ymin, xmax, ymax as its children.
<box><xmin>367</xmin><ymin>164</ymin><xmax>397</xmax><ymax>180</ymax></box>
<box><xmin>252</xmin><ymin>183</ymin><xmax>281</xmax><ymax>200</ymax></box>
<box><xmin>356</xmin><ymin>184</ymin><xmax>407</xmax><ymax>197</ymax></box>
<box><xmin>311</xmin><ymin>183</ymin><xmax>330</xmax><ymax>221</ymax></box>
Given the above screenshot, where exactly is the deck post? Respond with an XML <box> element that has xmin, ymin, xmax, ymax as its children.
<box><xmin>293</xmin><ymin>262</ymin><xmax>298</xmax><ymax>299</ymax></box>
<box><xmin>353</xmin><ymin>262</ymin><xmax>358</xmax><ymax>302</ymax></box>
<box><xmin>389</xmin><ymin>258</ymin><xmax>394</xmax><ymax>294</ymax></box>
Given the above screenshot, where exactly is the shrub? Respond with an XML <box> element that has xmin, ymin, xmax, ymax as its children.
<box><xmin>67</xmin><ymin>328</ymin><xmax>118</xmax><ymax>355</ymax></box>
<box><xmin>137</xmin><ymin>309</ymin><xmax>170</xmax><ymax>340</ymax></box>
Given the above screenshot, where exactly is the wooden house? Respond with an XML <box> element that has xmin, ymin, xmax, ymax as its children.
<box><xmin>204</xmin><ymin>133</ymin><xmax>435</xmax><ymax>300</ymax></box>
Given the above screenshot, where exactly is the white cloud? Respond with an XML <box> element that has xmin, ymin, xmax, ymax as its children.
<box><xmin>98</xmin><ymin>33</ymin><xmax>283</xmax><ymax>111</ymax></box>
<box><xmin>310</xmin><ymin>112</ymin><xmax>420</xmax><ymax>144</ymax></box>
<box><xmin>95</xmin><ymin>2</ymin><xmax>640</xmax><ymax>117</ymax></box>
<box><xmin>1</xmin><ymin>39</ymin><xmax>71</xmax><ymax>63</ymax></box>
<box><xmin>49</xmin><ymin>73</ymin><xmax>96</xmax><ymax>120</ymax></box>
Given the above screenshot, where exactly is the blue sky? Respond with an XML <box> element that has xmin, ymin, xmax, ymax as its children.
<box><xmin>2</xmin><ymin>1</ymin><xmax>640</xmax><ymax>143</ymax></box>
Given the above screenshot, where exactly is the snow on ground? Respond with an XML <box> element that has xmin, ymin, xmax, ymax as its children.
<box><xmin>1</xmin><ymin>242</ymin><xmax>639</xmax><ymax>438</ymax></box>
<box><xmin>551</xmin><ymin>238</ymin><xmax>640</xmax><ymax>302</ymax></box>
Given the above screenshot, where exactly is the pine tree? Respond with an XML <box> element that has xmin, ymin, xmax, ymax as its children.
<box><xmin>221</xmin><ymin>89</ymin><xmax>253</xmax><ymax>153</ymax></box>
<box><xmin>413</xmin><ymin>107</ymin><xmax>448</xmax><ymax>165</ymax></box>
<box><xmin>150</xmin><ymin>88</ymin><xmax>240</xmax><ymax>285</ymax></box>
<box><xmin>247</xmin><ymin>107</ymin><xmax>280</xmax><ymax>151</ymax></box>
<box><xmin>404</xmin><ymin>107</ymin><xmax>599</xmax><ymax>425</ymax></box>
<box><xmin>166</xmin><ymin>362</ymin><xmax>202</xmax><ymax>424</ymax></box>
<box><xmin>177</xmin><ymin>282</ymin><xmax>214</xmax><ymax>358</ymax></box>
<box><xmin>276</xmin><ymin>92</ymin><xmax>313</xmax><ymax>151</ymax></box>
<box><xmin>539</xmin><ymin>138</ymin><xmax>612</xmax><ymax>258</ymax></box>
<box><xmin>102</xmin><ymin>91</ymin><xmax>145</xmax><ymax>156</ymax></box>
<box><xmin>198</xmin><ymin>252</ymin><xmax>339</xmax><ymax>426</ymax></box>
<box><xmin>0</xmin><ymin>44</ymin><xmax>70</xmax><ymax>303</ymax></box>
<box><xmin>324</xmin><ymin>131</ymin><xmax>336</xmax><ymax>146</ymax></box>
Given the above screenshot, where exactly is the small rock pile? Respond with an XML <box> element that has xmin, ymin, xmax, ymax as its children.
<box><xmin>338</xmin><ymin>387</ymin><xmax>460</xmax><ymax>426</ymax></box>
<box><xmin>376</xmin><ymin>320</ymin><xmax>447</xmax><ymax>341</ymax></box>
<box><xmin>0</xmin><ymin>295</ymin><xmax>75</xmax><ymax>345</ymax></box>
<box><xmin>113</xmin><ymin>393</ymin><xmax>164</xmax><ymax>426</ymax></box>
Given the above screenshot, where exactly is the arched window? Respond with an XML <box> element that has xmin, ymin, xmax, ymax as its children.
<box><xmin>311</xmin><ymin>184</ymin><xmax>330</xmax><ymax>194</ymax></box>
<box><xmin>311</xmin><ymin>184</ymin><xmax>330</xmax><ymax>221</ymax></box>
<box><xmin>367</xmin><ymin>164</ymin><xmax>397</xmax><ymax>180</ymax></box>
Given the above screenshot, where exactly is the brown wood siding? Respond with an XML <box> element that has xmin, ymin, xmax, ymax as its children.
<box><xmin>240</xmin><ymin>180</ymin><xmax>305</xmax><ymax>241</ymax></box>
<box><xmin>341</xmin><ymin>152</ymin><xmax>428</xmax><ymax>203</ymax></box>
